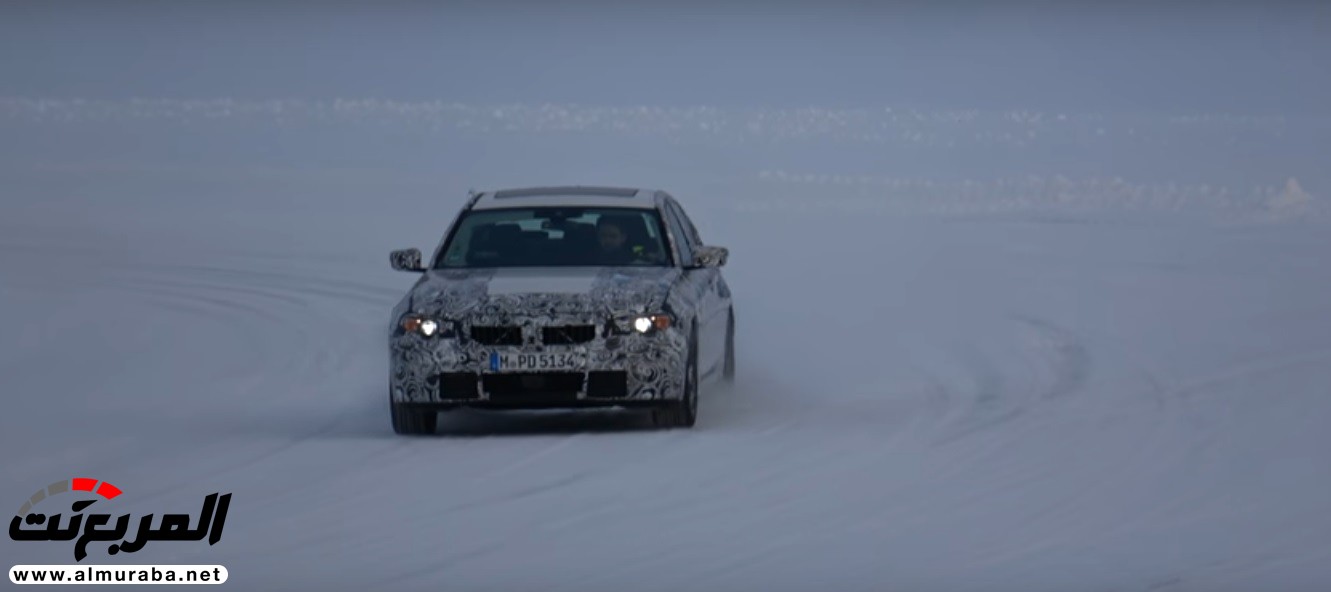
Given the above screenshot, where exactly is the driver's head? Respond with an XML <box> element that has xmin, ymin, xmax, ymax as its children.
<box><xmin>597</xmin><ymin>217</ymin><xmax>627</xmax><ymax>251</ymax></box>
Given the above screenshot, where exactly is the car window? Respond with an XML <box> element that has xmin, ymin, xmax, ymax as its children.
<box><xmin>435</xmin><ymin>207</ymin><xmax>672</xmax><ymax>268</ymax></box>
<box><xmin>674</xmin><ymin>200</ymin><xmax>705</xmax><ymax>246</ymax></box>
<box><xmin>662</xmin><ymin>202</ymin><xmax>695</xmax><ymax>266</ymax></box>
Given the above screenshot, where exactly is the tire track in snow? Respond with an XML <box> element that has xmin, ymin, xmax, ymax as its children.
<box><xmin>1168</xmin><ymin>346</ymin><xmax>1331</xmax><ymax>402</ymax></box>
<box><xmin>1011</xmin><ymin>314</ymin><xmax>1092</xmax><ymax>401</ymax></box>
<box><xmin>172</xmin><ymin>264</ymin><xmax>401</xmax><ymax>308</ymax></box>
<box><xmin>466</xmin><ymin>431</ymin><xmax>587</xmax><ymax>481</ymax></box>
<box><xmin>930</xmin><ymin>314</ymin><xmax>1091</xmax><ymax>446</ymax></box>
<box><xmin>952</xmin><ymin>341</ymin><xmax>1331</xmax><ymax>581</ymax></box>
<box><xmin>54</xmin><ymin>251</ymin><xmax>402</xmax><ymax>508</ymax></box>
<box><xmin>374</xmin><ymin>541</ymin><xmax>512</xmax><ymax>589</ymax></box>
<box><xmin>95</xmin><ymin>268</ymin><xmax>331</xmax><ymax>398</ymax></box>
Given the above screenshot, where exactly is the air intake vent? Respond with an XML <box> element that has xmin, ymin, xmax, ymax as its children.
<box><xmin>586</xmin><ymin>371</ymin><xmax>628</xmax><ymax>398</ymax></box>
<box><xmin>542</xmin><ymin>325</ymin><xmax>596</xmax><ymax>345</ymax></box>
<box><xmin>435</xmin><ymin>372</ymin><xmax>479</xmax><ymax>399</ymax></box>
<box><xmin>482</xmin><ymin>372</ymin><xmax>584</xmax><ymax>398</ymax></box>
<box><xmin>470</xmin><ymin>325</ymin><xmax>522</xmax><ymax>346</ymax></box>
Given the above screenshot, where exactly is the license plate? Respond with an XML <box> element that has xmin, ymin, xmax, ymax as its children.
<box><xmin>489</xmin><ymin>351</ymin><xmax>585</xmax><ymax>372</ymax></box>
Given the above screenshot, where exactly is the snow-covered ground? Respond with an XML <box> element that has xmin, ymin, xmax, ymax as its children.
<box><xmin>3</xmin><ymin>101</ymin><xmax>1330</xmax><ymax>591</ymax></box>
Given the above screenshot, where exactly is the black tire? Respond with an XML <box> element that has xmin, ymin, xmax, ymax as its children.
<box><xmin>391</xmin><ymin>401</ymin><xmax>438</xmax><ymax>435</ymax></box>
<box><xmin>653</xmin><ymin>330</ymin><xmax>699</xmax><ymax>429</ymax></box>
<box><xmin>722</xmin><ymin>307</ymin><xmax>736</xmax><ymax>384</ymax></box>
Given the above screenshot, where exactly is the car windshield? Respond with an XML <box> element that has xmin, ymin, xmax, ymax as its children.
<box><xmin>434</xmin><ymin>207</ymin><xmax>673</xmax><ymax>268</ymax></box>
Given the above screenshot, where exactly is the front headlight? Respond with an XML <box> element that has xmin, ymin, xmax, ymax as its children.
<box><xmin>399</xmin><ymin>313</ymin><xmax>456</xmax><ymax>338</ymax></box>
<box><xmin>612</xmin><ymin>313</ymin><xmax>672</xmax><ymax>334</ymax></box>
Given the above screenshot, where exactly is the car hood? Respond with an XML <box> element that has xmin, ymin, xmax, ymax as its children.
<box><xmin>405</xmin><ymin>267</ymin><xmax>680</xmax><ymax>320</ymax></box>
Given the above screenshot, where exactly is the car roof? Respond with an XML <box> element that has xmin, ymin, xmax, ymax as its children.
<box><xmin>468</xmin><ymin>185</ymin><xmax>662</xmax><ymax>210</ymax></box>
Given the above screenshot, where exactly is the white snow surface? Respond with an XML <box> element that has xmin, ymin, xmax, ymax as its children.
<box><xmin>3</xmin><ymin>103</ymin><xmax>1331</xmax><ymax>592</ymax></box>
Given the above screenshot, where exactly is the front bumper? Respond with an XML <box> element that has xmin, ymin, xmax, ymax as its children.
<box><xmin>389</xmin><ymin>321</ymin><xmax>688</xmax><ymax>406</ymax></box>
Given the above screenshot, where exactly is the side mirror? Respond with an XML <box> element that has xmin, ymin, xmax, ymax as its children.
<box><xmin>390</xmin><ymin>248</ymin><xmax>426</xmax><ymax>272</ymax></box>
<box><xmin>690</xmin><ymin>246</ymin><xmax>728</xmax><ymax>269</ymax></box>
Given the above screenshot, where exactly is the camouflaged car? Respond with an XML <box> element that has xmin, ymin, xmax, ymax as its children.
<box><xmin>387</xmin><ymin>186</ymin><xmax>734</xmax><ymax>434</ymax></box>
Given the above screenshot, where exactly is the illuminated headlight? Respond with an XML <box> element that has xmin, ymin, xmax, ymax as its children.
<box><xmin>399</xmin><ymin>314</ymin><xmax>455</xmax><ymax>338</ymax></box>
<box><xmin>613</xmin><ymin>313</ymin><xmax>672</xmax><ymax>334</ymax></box>
<box><xmin>419</xmin><ymin>319</ymin><xmax>439</xmax><ymax>336</ymax></box>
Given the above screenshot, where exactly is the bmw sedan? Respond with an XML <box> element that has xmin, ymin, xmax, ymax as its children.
<box><xmin>387</xmin><ymin>185</ymin><xmax>735</xmax><ymax>434</ymax></box>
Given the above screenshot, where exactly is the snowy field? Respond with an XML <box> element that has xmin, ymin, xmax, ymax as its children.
<box><xmin>2</xmin><ymin>97</ymin><xmax>1330</xmax><ymax>591</ymax></box>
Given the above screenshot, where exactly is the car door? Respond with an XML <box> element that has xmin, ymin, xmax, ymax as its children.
<box><xmin>675</xmin><ymin>199</ymin><xmax>732</xmax><ymax>377</ymax></box>
<box><xmin>664</xmin><ymin>197</ymin><xmax>728</xmax><ymax>379</ymax></box>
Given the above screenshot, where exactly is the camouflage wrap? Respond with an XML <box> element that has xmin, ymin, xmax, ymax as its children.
<box><xmin>389</xmin><ymin>267</ymin><xmax>710</xmax><ymax>404</ymax></box>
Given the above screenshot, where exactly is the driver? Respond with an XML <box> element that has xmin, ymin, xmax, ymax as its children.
<box><xmin>596</xmin><ymin>215</ymin><xmax>646</xmax><ymax>265</ymax></box>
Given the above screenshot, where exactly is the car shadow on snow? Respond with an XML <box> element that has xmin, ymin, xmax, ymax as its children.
<box><xmin>430</xmin><ymin>407</ymin><xmax>659</xmax><ymax>437</ymax></box>
<box><xmin>229</xmin><ymin>370</ymin><xmax>745</xmax><ymax>440</ymax></box>
<box><xmin>204</xmin><ymin>404</ymin><xmax>659</xmax><ymax>441</ymax></box>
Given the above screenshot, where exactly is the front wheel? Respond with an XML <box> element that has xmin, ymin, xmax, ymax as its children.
<box><xmin>652</xmin><ymin>332</ymin><xmax>699</xmax><ymax>429</ymax></box>
<box><xmin>722</xmin><ymin>308</ymin><xmax>735</xmax><ymax>384</ymax></box>
<box><xmin>390</xmin><ymin>400</ymin><xmax>438</xmax><ymax>435</ymax></box>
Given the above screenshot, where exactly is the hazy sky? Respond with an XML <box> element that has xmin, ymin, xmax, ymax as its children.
<box><xmin>3</xmin><ymin>1</ymin><xmax>1328</xmax><ymax>113</ymax></box>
